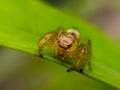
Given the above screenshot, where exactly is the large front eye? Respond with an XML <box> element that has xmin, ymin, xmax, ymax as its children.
<box><xmin>59</xmin><ymin>34</ymin><xmax>74</xmax><ymax>45</ymax></box>
<box><xmin>59</xmin><ymin>34</ymin><xmax>65</xmax><ymax>40</ymax></box>
<box><xmin>66</xmin><ymin>37</ymin><xmax>74</xmax><ymax>45</ymax></box>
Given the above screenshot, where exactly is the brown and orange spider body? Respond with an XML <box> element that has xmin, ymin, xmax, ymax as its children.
<box><xmin>38</xmin><ymin>27</ymin><xmax>91</xmax><ymax>72</ymax></box>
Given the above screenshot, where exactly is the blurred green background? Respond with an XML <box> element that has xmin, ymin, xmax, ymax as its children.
<box><xmin>0</xmin><ymin>0</ymin><xmax>120</xmax><ymax>90</ymax></box>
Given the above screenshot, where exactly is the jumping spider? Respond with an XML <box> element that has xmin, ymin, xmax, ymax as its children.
<box><xmin>38</xmin><ymin>27</ymin><xmax>91</xmax><ymax>72</ymax></box>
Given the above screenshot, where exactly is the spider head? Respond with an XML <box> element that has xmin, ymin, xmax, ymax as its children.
<box><xmin>58</xmin><ymin>29</ymin><xmax>80</xmax><ymax>49</ymax></box>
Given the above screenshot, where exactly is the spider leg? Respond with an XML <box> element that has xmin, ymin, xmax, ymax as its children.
<box><xmin>55</xmin><ymin>26</ymin><xmax>64</xmax><ymax>39</ymax></box>
<box><xmin>38</xmin><ymin>27</ymin><xmax>64</xmax><ymax>57</ymax></box>
<box><xmin>88</xmin><ymin>60</ymin><xmax>92</xmax><ymax>71</ymax></box>
<box><xmin>38</xmin><ymin>33</ymin><xmax>53</xmax><ymax>57</ymax></box>
<box><xmin>67</xmin><ymin>38</ymin><xmax>91</xmax><ymax>72</ymax></box>
<box><xmin>85</xmin><ymin>38</ymin><xmax>92</xmax><ymax>71</ymax></box>
<box><xmin>67</xmin><ymin>58</ymin><xmax>84</xmax><ymax>72</ymax></box>
<box><xmin>82</xmin><ymin>38</ymin><xmax>92</xmax><ymax>71</ymax></box>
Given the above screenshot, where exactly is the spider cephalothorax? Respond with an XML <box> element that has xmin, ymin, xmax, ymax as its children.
<box><xmin>58</xmin><ymin>30</ymin><xmax>78</xmax><ymax>49</ymax></box>
<box><xmin>38</xmin><ymin>27</ymin><xmax>91</xmax><ymax>72</ymax></box>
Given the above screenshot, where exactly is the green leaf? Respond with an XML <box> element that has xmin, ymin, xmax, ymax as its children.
<box><xmin>0</xmin><ymin>0</ymin><xmax>120</xmax><ymax>89</ymax></box>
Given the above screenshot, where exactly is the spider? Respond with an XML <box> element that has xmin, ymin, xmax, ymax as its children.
<box><xmin>38</xmin><ymin>27</ymin><xmax>91</xmax><ymax>72</ymax></box>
